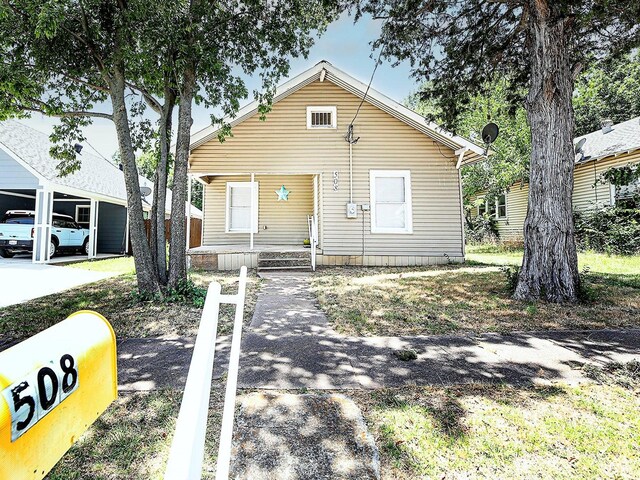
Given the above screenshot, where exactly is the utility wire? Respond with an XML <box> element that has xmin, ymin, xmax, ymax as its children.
<box><xmin>346</xmin><ymin>43</ymin><xmax>386</xmax><ymax>143</ymax></box>
<box><xmin>84</xmin><ymin>138</ymin><xmax>111</xmax><ymax>164</ymax></box>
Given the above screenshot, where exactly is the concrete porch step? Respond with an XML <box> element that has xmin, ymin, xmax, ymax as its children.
<box><xmin>258</xmin><ymin>250</ymin><xmax>312</xmax><ymax>272</ymax></box>
<box><xmin>230</xmin><ymin>392</ymin><xmax>380</xmax><ymax>480</ymax></box>
<box><xmin>258</xmin><ymin>265</ymin><xmax>311</xmax><ymax>271</ymax></box>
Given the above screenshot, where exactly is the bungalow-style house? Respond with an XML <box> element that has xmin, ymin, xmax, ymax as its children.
<box><xmin>473</xmin><ymin>117</ymin><xmax>640</xmax><ymax>240</ymax></box>
<box><xmin>186</xmin><ymin>61</ymin><xmax>485</xmax><ymax>271</ymax></box>
<box><xmin>0</xmin><ymin>119</ymin><xmax>202</xmax><ymax>263</ymax></box>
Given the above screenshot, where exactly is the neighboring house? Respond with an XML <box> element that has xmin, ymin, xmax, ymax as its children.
<box><xmin>0</xmin><ymin>120</ymin><xmax>202</xmax><ymax>263</ymax></box>
<box><xmin>472</xmin><ymin>117</ymin><xmax>640</xmax><ymax>240</ymax></box>
<box><xmin>186</xmin><ymin>61</ymin><xmax>485</xmax><ymax>270</ymax></box>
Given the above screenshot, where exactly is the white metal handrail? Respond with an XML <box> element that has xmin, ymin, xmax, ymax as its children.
<box><xmin>164</xmin><ymin>266</ymin><xmax>247</xmax><ymax>480</ymax></box>
<box><xmin>307</xmin><ymin>214</ymin><xmax>318</xmax><ymax>271</ymax></box>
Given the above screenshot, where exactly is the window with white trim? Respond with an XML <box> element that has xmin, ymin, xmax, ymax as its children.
<box><xmin>225</xmin><ymin>182</ymin><xmax>258</xmax><ymax>233</ymax></box>
<box><xmin>496</xmin><ymin>194</ymin><xmax>507</xmax><ymax>219</ymax></box>
<box><xmin>76</xmin><ymin>205</ymin><xmax>90</xmax><ymax>225</ymax></box>
<box><xmin>478</xmin><ymin>194</ymin><xmax>506</xmax><ymax>219</ymax></box>
<box><xmin>306</xmin><ymin>106</ymin><xmax>337</xmax><ymax>129</ymax></box>
<box><xmin>370</xmin><ymin>170</ymin><xmax>413</xmax><ymax>234</ymax></box>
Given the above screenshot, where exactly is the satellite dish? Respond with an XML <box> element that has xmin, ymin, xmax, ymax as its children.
<box><xmin>140</xmin><ymin>186</ymin><xmax>152</xmax><ymax>197</ymax></box>
<box><xmin>481</xmin><ymin>122</ymin><xmax>500</xmax><ymax>145</ymax></box>
<box><xmin>574</xmin><ymin>137</ymin><xmax>586</xmax><ymax>154</ymax></box>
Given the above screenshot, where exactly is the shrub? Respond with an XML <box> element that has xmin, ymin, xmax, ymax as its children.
<box><xmin>574</xmin><ymin>206</ymin><xmax>640</xmax><ymax>255</ymax></box>
<box><xmin>465</xmin><ymin>211</ymin><xmax>499</xmax><ymax>244</ymax></box>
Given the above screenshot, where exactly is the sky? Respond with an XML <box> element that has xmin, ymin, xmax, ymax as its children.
<box><xmin>21</xmin><ymin>13</ymin><xmax>419</xmax><ymax>161</ymax></box>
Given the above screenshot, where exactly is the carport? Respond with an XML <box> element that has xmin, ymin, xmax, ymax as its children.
<box><xmin>0</xmin><ymin>120</ymin><xmax>136</xmax><ymax>263</ymax></box>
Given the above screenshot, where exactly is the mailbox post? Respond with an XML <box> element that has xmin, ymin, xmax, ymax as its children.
<box><xmin>0</xmin><ymin>311</ymin><xmax>117</xmax><ymax>480</ymax></box>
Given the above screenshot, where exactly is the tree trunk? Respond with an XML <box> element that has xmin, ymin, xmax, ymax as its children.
<box><xmin>514</xmin><ymin>2</ymin><xmax>580</xmax><ymax>303</ymax></box>
<box><xmin>153</xmin><ymin>92</ymin><xmax>175</xmax><ymax>285</ymax></box>
<box><xmin>109</xmin><ymin>67</ymin><xmax>161</xmax><ymax>295</ymax></box>
<box><xmin>168</xmin><ymin>65</ymin><xmax>196</xmax><ymax>288</ymax></box>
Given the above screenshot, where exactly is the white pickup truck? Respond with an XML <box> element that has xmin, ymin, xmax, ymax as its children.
<box><xmin>0</xmin><ymin>210</ymin><xmax>90</xmax><ymax>258</ymax></box>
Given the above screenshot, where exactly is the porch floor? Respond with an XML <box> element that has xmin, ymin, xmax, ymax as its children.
<box><xmin>189</xmin><ymin>244</ymin><xmax>312</xmax><ymax>255</ymax></box>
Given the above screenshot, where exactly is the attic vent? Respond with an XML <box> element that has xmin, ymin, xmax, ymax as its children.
<box><xmin>307</xmin><ymin>106</ymin><xmax>337</xmax><ymax>129</ymax></box>
<box><xmin>601</xmin><ymin>119</ymin><xmax>614</xmax><ymax>134</ymax></box>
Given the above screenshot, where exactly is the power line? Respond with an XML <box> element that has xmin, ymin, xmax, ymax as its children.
<box><xmin>83</xmin><ymin>138</ymin><xmax>111</xmax><ymax>164</ymax></box>
<box><xmin>346</xmin><ymin>43</ymin><xmax>386</xmax><ymax>144</ymax></box>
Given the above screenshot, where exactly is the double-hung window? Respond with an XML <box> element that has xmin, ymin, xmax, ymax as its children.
<box><xmin>370</xmin><ymin>170</ymin><xmax>413</xmax><ymax>234</ymax></box>
<box><xmin>225</xmin><ymin>182</ymin><xmax>258</xmax><ymax>233</ymax></box>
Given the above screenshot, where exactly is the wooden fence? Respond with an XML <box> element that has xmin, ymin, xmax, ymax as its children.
<box><xmin>128</xmin><ymin>217</ymin><xmax>202</xmax><ymax>253</ymax></box>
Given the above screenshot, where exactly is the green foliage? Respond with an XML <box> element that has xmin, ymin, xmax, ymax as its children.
<box><xmin>598</xmin><ymin>163</ymin><xmax>640</xmax><ymax>189</ymax></box>
<box><xmin>132</xmin><ymin>277</ymin><xmax>207</xmax><ymax>308</ymax></box>
<box><xmin>164</xmin><ymin>278</ymin><xmax>207</xmax><ymax>308</ymax></box>
<box><xmin>408</xmin><ymin>80</ymin><xmax>531</xmax><ymax>201</ymax></box>
<box><xmin>574</xmin><ymin>52</ymin><xmax>640</xmax><ymax>137</ymax></box>
<box><xmin>500</xmin><ymin>265</ymin><xmax>521</xmax><ymax>294</ymax></box>
<box><xmin>574</xmin><ymin>207</ymin><xmax>640</xmax><ymax>255</ymax></box>
<box><xmin>465</xmin><ymin>211</ymin><xmax>499</xmax><ymax>244</ymax></box>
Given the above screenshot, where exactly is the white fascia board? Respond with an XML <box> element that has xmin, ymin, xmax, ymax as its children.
<box><xmin>46</xmin><ymin>183</ymin><xmax>128</xmax><ymax>207</ymax></box>
<box><xmin>187</xmin><ymin>61</ymin><xmax>485</xmax><ymax>160</ymax></box>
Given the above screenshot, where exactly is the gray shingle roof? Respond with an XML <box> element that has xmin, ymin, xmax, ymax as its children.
<box><xmin>576</xmin><ymin>117</ymin><xmax>640</xmax><ymax>164</ymax></box>
<box><xmin>0</xmin><ymin>119</ymin><xmax>202</xmax><ymax>217</ymax></box>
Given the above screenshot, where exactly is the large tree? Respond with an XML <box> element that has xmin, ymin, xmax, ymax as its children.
<box><xmin>356</xmin><ymin>1</ymin><xmax>640</xmax><ymax>302</ymax></box>
<box><xmin>1</xmin><ymin>0</ymin><xmax>338</xmax><ymax>292</ymax></box>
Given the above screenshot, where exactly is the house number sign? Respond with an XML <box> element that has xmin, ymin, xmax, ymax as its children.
<box><xmin>0</xmin><ymin>311</ymin><xmax>117</xmax><ymax>480</ymax></box>
<box><xmin>2</xmin><ymin>353</ymin><xmax>79</xmax><ymax>442</ymax></box>
<box><xmin>333</xmin><ymin>171</ymin><xmax>339</xmax><ymax>191</ymax></box>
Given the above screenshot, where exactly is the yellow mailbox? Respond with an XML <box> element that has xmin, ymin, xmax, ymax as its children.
<box><xmin>0</xmin><ymin>310</ymin><xmax>117</xmax><ymax>480</ymax></box>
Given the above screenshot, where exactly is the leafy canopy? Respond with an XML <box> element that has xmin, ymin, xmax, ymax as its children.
<box><xmin>353</xmin><ymin>1</ymin><xmax>640</xmax><ymax>130</ymax></box>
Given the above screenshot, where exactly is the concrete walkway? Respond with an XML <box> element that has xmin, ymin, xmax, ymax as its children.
<box><xmin>112</xmin><ymin>271</ymin><xmax>640</xmax><ymax>392</ymax></box>
<box><xmin>0</xmin><ymin>258</ymin><xmax>117</xmax><ymax>308</ymax></box>
<box><xmin>233</xmin><ymin>272</ymin><xmax>640</xmax><ymax>389</ymax></box>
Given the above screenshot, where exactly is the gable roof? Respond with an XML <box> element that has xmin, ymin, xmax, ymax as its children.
<box><xmin>0</xmin><ymin>119</ymin><xmax>202</xmax><ymax>216</ymax></box>
<box><xmin>575</xmin><ymin>117</ymin><xmax>640</xmax><ymax>164</ymax></box>
<box><xmin>189</xmin><ymin>61</ymin><xmax>486</xmax><ymax>165</ymax></box>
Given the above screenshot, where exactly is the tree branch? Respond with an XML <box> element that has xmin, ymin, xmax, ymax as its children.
<box><xmin>23</xmin><ymin>106</ymin><xmax>112</xmax><ymax>120</ymax></box>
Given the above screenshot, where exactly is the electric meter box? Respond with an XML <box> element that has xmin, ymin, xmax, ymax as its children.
<box><xmin>346</xmin><ymin>203</ymin><xmax>358</xmax><ymax>218</ymax></box>
<box><xmin>0</xmin><ymin>311</ymin><xmax>117</xmax><ymax>480</ymax></box>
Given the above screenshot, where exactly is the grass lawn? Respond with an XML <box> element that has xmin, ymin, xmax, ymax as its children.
<box><xmin>0</xmin><ymin>257</ymin><xmax>260</xmax><ymax>342</ymax></box>
<box><xmin>312</xmin><ymin>251</ymin><xmax>640</xmax><ymax>336</ymax></box>
<box><xmin>45</xmin><ymin>363</ymin><xmax>639</xmax><ymax>479</ymax></box>
<box><xmin>466</xmin><ymin>244</ymin><xmax>640</xmax><ymax>275</ymax></box>
<box><xmin>47</xmin><ymin>387</ymin><xmax>224</xmax><ymax>480</ymax></box>
<box><xmin>352</xmin><ymin>363</ymin><xmax>640</xmax><ymax>479</ymax></box>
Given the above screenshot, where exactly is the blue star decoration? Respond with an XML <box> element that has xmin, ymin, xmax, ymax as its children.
<box><xmin>275</xmin><ymin>185</ymin><xmax>290</xmax><ymax>201</ymax></box>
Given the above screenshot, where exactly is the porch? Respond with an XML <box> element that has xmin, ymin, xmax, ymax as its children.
<box><xmin>187</xmin><ymin>244</ymin><xmax>317</xmax><ymax>271</ymax></box>
<box><xmin>188</xmin><ymin>171</ymin><xmax>320</xmax><ymax>270</ymax></box>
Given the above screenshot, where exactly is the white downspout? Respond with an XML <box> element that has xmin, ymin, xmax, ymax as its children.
<box><xmin>250</xmin><ymin>173</ymin><xmax>255</xmax><ymax>250</ymax></box>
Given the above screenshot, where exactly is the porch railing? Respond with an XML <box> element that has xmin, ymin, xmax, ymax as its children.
<box><xmin>307</xmin><ymin>214</ymin><xmax>318</xmax><ymax>271</ymax></box>
<box><xmin>164</xmin><ymin>266</ymin><xmax>248</xmax><ymax>480</ymax></box>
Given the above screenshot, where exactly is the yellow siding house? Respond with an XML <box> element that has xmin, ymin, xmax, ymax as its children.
<box><xmin>187</xmin><ymin>61</ymin><xmax>485</xmax><ymax>270</ymax></box>
<box><xmin>473</xmin><ymin>117</ymin><xmax>640</xmax><ymax>241</ymax></box>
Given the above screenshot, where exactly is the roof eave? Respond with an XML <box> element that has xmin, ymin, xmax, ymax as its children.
<box><xmin>188</xmin><ymin>61</ymin><xmax>484</xmax><ymax>158</ymax></box>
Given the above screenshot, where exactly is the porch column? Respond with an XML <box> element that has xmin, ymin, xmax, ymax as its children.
<box><xmin>186</xmin><ymin>176</ymin><xmax>192</xmax><ymax>250</ymax></box>
<box><xmin>250</xmin><ymin>173</ymin><xmax>255</xmax><ymax>250</ymax></box>
<box><xmin>88</xmin><ymin>199</ymin><xmax>99</xmax><ymax>259</ymax></box>
<box><xmin>32</xmin><ymin>186</ymin><xmax>53</xmax><ymax>263</ymax></box>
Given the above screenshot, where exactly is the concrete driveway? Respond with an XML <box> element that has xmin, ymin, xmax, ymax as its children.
<box><xmin>0</xmin><ymin>256</ymin><xmax>116</xmax><ymax>308</ymax></box>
